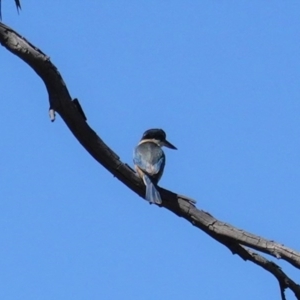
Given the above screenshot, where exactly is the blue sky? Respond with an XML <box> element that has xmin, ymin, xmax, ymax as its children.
<box><xmin>1</xmin><ymin>1</ymin><xmax>300</xmax><ymax>299</ymax></box>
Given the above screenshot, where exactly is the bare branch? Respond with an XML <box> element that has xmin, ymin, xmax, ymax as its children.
<box><xmin>213</xmin><ymin>236</ymin><xmax>300</xmax><ymax>300</ymax></box>
<box><xmin>1</xmin><ymin>22</ymin><xmax>300</xmax><ymax>299</ymax></box>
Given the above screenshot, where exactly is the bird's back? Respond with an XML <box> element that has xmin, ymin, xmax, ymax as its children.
<box><xmin>134</xmin><ymin>142</ymin><xmax>166</xmax><ymax>182</ymax></box>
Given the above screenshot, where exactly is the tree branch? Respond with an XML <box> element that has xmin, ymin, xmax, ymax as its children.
<box><xmin>1</xmin><ymin>22</ymin><xmax>300</xmax><ymax>299</ymax></box>
<box><xmin>213</xmin><ymin>236</ymin><xmax>300</xmax><ymax>300</ymax></box>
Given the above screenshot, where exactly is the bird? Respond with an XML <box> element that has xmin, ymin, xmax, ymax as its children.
<box><xmin>133</xmin><ymin>128</ymin><xmax>177</xmax><ymax>204</ymax></box>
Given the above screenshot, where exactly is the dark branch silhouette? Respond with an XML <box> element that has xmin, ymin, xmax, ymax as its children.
<box><xmin>1</xmin><ymin>22</ymin><xmax>300</xmax><ymax>300</ymax></box>
<box><xmin>15</xmin><ymin>0</ymin><xmax>21</xmax><ymax>11</ymax></box>
<box><xmin>0</xmin><ymin>0</ymin><xmax>21</xmax><ymax>20</ymax></box>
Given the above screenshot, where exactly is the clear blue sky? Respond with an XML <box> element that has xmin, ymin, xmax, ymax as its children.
<box><xmin>1</xmin><ymin>1</ymin><xmax>300</xmax><ymax>299</ymax></box>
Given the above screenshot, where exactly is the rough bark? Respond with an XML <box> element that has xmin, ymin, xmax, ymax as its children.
<box><xmin>1</xmin><ymin>22</ymin><xmax>300</xmax><ymax>299</ymax></box>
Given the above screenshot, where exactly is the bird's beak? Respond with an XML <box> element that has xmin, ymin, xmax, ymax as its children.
<box><xmin>164</xmin><ymin>140</ymin><xmax>177</xmax><ymax>150</ymax></box>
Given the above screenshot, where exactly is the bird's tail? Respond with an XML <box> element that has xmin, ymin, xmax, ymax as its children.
<box><xmin>143</xmin><ymin>175</ymin><xmax>162</xmax><ymax>205</ymax></box>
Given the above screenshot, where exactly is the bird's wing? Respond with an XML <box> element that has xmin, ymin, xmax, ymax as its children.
<box><xmin>133</xmin><ymin>144</ymin><xmax>165</xmax><ymax>176</ymax></box>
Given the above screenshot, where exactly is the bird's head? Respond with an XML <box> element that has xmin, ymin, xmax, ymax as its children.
<box><xmin>141</xmin><ymin>128</ymin><xmax>177</xmax><ymax>149</ymax></box>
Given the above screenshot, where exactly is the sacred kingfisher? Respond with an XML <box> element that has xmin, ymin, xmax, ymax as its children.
<box><xmin>133</xmin><ymin>128</ymin><xmax>177</xmax><ymax>204</ymax></box>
